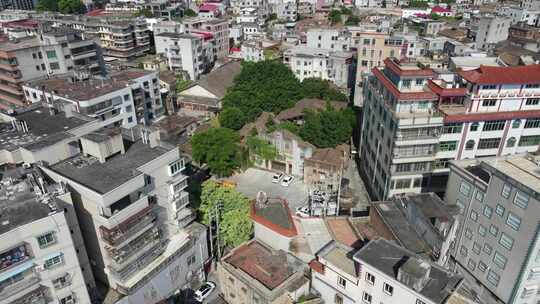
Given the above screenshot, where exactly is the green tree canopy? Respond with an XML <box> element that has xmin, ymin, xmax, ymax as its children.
<box><xmin>246</xmin><ymin>136</ymin><xmax>277</xmax><ymax>160</ymax></box>
<box><xmin>199</xmin><ymin>181</ymin><xmax>253</xmax><ymax>248</ymax></box>
<box><xmin>300</xmin><ymin>78</ymin><xmax>349</xmax><ymax>102</ymax></box>
<box><xmin>36</xmin><ymin>0</ymin><xmax>59</xmax><ymax>11</ymax></box>
<box><xmin>58</xmin><ymin>0</ymin><xmax>85</xmax><ymax>14</ymax></box>
<box><xmin>191</xmin><ymin>127</ymin><xmax>241</xmax><ymax>177</ymax></box>
<box><xmin>345</xmin><ymin>15</ymin><xmax>360</xmax><ymax>25</ymax></box>
<box><xmin>222</xmin><ymin>61</ymin><xmax>303</xmax><ymax>122</ymax></box>
<box><xmin>219</xmin><ymin>107</ymin><xmax>247</xmax><ymax>130</ymax></box>
<box><xmin>184</xmin><ymin>8</ymin><xmax>197</xmax><ymax>17</ymax></box>
<box><xmin>299</xmin><ymin>106</ymin><xmax>355</xmax><ymax>148</ymax></box>
<box><xmin>329</xmin><ymin>10</ymin><xmax>342</xmax><ymax>24</ymax></box>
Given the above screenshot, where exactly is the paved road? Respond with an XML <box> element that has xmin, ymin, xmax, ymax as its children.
<box><xmin>228</xmin><ymin>168</ymin><xmax>309</xmax><ymax>211</ymax></box>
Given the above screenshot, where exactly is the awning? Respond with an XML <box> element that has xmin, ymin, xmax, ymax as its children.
<box><xmin>0</xmin><ymin>259</ymin><xmax>35</xmax><ymax>282</ymax></box>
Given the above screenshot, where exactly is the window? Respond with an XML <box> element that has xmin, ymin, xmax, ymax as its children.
<box><xmin>493</xmin><ymin>252</ymin><xmax>507</xmax><ymax>269</ymax></box>
<box><xmin>478</xmin><ymin>225</ymin><xmax>487</xmax><ymax>236</ymax></box>
<box><xmin>50</xmin><ymin>62</ymin><xmax>60</xmax><ymax>70</ymax></box>
<box><xmin>489</xmin><ymin>225</ymin><xmax>499</xmax><ymax>237</ymax></box>
<box><xmin>460</xmin><ymin>246</ymin><xmax>468</xmax><ymax>257</ymax></box>
<box><xmin>383</xmin><ymin>283</ymin><xmax>394</xmax><ymax>295</ymax></box>
<box><xmin>465</xmin><ymin>140</ymin><xmax>475</xmax><ymax>150</ymax></box>
<box><xmin>442</xmin><ymin>123</ymin><xmax>463</xmax><ymax>134</ymax></box>
<box><xmin>482</xmin><ymin>120</ymin><xmax>505</xmax><ymax>131</ymax></box>
<box><xmin>469</xmin><ymin>210</ymin><xmax>478</xmax><ymax>222</ymax></box>
<box><xmin>478</xmin><ymin>138</ymin><xmax>501</xmax><ymax>149</ymax></box>
<box><xmin>482</xmin><ymin>84</ymin><xmax>497</xmax><ymax>90</ymax></box>
<box><xmin>60</xmin><ymin>295</ymin><xmax>74</xmax><ymax>304</ymax></box>
<box><xmin>187</xmin><ymin>254</ymin><xmax>196</xmax><ymax>266</ymax></box>
<box><xmin>472</xmin><ymin>242</ymin><xmax>481</xmax><ymax>254</ymax></box>
<box><xmin>337</xmin><ymin>276</ymin><xmax>346</xmax><ymax>288</ymax></box>
<box><xmin>44</xmin><ymin>254</ymin><xmax>64</xmax><ymax>269</ymax></box>
<box><xmin>495</xmin><ymin>204</ymin><xmax>505</xmax><ymax>217</ymax></box>
<box><xmin>478</xmin><ymin>261</ymin><xmax>487</xmax><ymax>272</ymax></box>
<box><xmin>487</xmin><ymin>270</ymin><xmax>500</xmax><ymax>287</ymax></box>
<box><xmin>53</xmin><ymin>275</ymin><xmax>69</xmax><ymax>289</ymax></box>
<box><xmin>506</xmin><ymin>137</ymin><xmax>516</xmax><ymax>147</ymax></box>
<box><xmin>499</xmin><ymin>233</ymin><xmax>514</xmax><ymax>251</ymax></box>
<box><xmin>416</xmin><ymin>300</ymin><xmax>427</xmax><ymax>304</ymax></box>
<box><xmin>483</xmin><ymin>205</ymin><xmax>493</xmax><ymax>218</ymax></box>
<box><xmin>506</xmin><ymin>213</ymin><xmax>521</xmax><ymax>231</ymax></box>
<box><xmin>525</xmin><ymin>84</ymin><xmax>540</xmax><ymax>89</ymax></box>
<box><xmin>512</xmin><ymin>119</ymin><xmax>521</xmax><ymax>128</ymax></box>
<box><xmin>483</xmin><ymin>243</ymin><xmax>492</xmax><ymax>255</ymax></box>
<box><xmin>334</xmin><ymin>294</ymin><xmax>344</xmax><ymax>304</ymax></box>
<box><xmin>482</xmin><ymin>99</ymin><xmax>497</xmax><ymax>107</ymax></box>
<box><xmin>525</xmin><ymin>98</ymin><xmax>540</xmax><ymax>105</ymax></box>
<box><xmin>475</xmin><ymin>191</ymin><xmax>484</xmax><ymax>202</ymax></box>
<box><xmin>37</xmin><ymin>232</ymin><xmax>56</xmax><ymax>248</ymax></box>
<box><xmin>459</xmin><ymin>182</ymin><xmax>472</xmax><ymax>196</ymax></box>
<box><xmin>439</xmin><ymin>141</ymin><xmax>458</xmax><ymax>151</ymax></box>
<box><xmin>365</xmin><ymin>272</ymin><xmax>375</xmax><ymax>285</ymax></box>
<box><xmin>470</xmin><ymin>122</ymin><xmax>479</xmax><ymax>131</ymax></box>
<box><xmin>468</xmin><ymin>259</ymin><xmax>476</xmax><ymax>271</ymax></box>
<box><xmin>168</xmin><ymin>159</ymin><xmax>185</xmax><ymax>176</ymax></box>
<box><xmin>514</xmin><ymin>191</ymin><xmax>529</xmax><ymax>209</ymax></box>
<box><xmin>518</xmin><ymin>135</ymin><xmax>540</xmax><ymax>146</ymax></box>
<box><xmin>456</xmin><ymin>199</ymin><xmax>465</xmax><ymax>214</ymax></box>
<box><xmin>465</xmin><ymin>228</ymin><xmax>473</xmax><ymax>239</ymax></box>
<box><xmin>362</xmin><ymin>292</ymin><xmax>372</xmax><ymax>304</ymax></box>
<box><xmin>46</xmin><ymin>50</ymin><xmax>57</xmax><ymax>59</ymax></box>
<box><xmin>524</xmin><ymin>118</ymin><xmax>540</xmax><ymax>129</ymax></box>
<box><xmin>502</xmin><ymin>184</ymin><xmax>511</xmax><ymax>198</ymax></box>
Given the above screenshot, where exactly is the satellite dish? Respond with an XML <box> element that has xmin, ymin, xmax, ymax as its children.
<box><xmin>256</xmin><ymin>191</ymin><xmax>268</xmax><ymax>208</ymax></box>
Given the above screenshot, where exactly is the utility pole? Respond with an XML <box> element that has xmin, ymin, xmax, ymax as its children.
<box><xmin>215</xmin><ymin>205</ymin><xmax>221</xmax><ymax>259</ymax></box>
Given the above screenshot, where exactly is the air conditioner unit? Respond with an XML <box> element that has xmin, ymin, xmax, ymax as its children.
<box><xmin>35</xmin><ymin>265</ymin><xmax>45</xmax><ymax>272</ymax></box>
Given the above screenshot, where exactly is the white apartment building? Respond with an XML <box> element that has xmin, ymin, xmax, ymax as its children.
<box><xmin>521</xmin><ymin>0</ymin><xmax>540</xmax><ymax>10</ymax></box>
<box><xmin>283</xmin><ymin>46</ymin><xmax>353</xmax><ymax>88</ymax></box>
<box><xmin>306</xmin><ymin>28</ymin><xmax>350</xmax><ymax>52</ymax></box>
<box><xmin>0</xmin><ymin>168</ymin><xmax>95</xmax><ymax>304</ymax></box>
<box><xmin>445</xmin><ymin>155</ymin><xmax>540</xmax><ymax>304</ymax></box>
<box><xmin>181</xmin><ymin>17</ymin><xmax>230</xmax><ymax>60</ymax></box>
<box><xmin>310</xmin><ymin>239</ymin><xmax>471</xmax><ymax>304</ymax></box>
<box><xmin>41</xmin><ymin>126</ymin><xmax>209</xmax><ymax>304</ymax></box>
<box><xmin>497</xmin><ymin>5</ymin><xmax>540</xmax><ymax>27</ymax></box>
<box><xmin>474</xmin><ymin>16</ymin><xmax>511</xmax><ymax>50</ymax></box>
<box><xmin>23</xmin><ymin>70</ymin><xmax>164</xmax><ymax>126</ymax></box>
<box><xmin>230</xmin><ymin>0</ymin><xmax>269</xmax><ymax>17</ymax></box>
<box><xmin>269</xmin><ymin>0</ymin><xmax>297</xmax><ymax>21</ymax></box>
<box><xmin>241</xmin><ymin>40</ymin><xmax>265</xmax><ymax>62</ymax></box>
<box><xmin>154</xmin><ymin>32</ymin><xmax>214</xmax><ymax>80</ymax></box>
<box><xmin>360</xmin><ymin>59</ymin><xmax>540</xmax><ymax>200</ymax></box>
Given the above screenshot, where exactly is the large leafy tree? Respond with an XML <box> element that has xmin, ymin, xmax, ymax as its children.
<box><xmin>219</xmin><ymin>107</ymin><xmax>247</xmax><ymax>130</ymax></box>
<box><xmin>299</xmin><ymin>106</ymin><xmax>356</xmax><ymax>148</ymax></box>
<box><xmin>58</xmin><ymin>0</ymin><xmax>85</xmax><ymax>14</ymax></box>
<box><xmin>36</xmin><ymin>0</ymin><xmax>59</xmax><ymax>11</ymax></box>
<box><xmin>191</xmin><ymin>128</ymin><xmax>241</xmax><ymax>177</ymax></box>
<box><xmin>222</xmin><ymin>61</ymin><xmax>303</xmax><ymax>123</ymax></box>
<box><xmin>329</xmin><ymin>10</ymin><xmax>342</xmax><ymax>24</ymax></box>
<box><xmin>300</xmin><ymin>78</ymin><xmax>349</xmax><ymax>102</ymax></box>
<box><xmin>199</xmin><ymin>181</ymin><xmax>253</xmax><ymax>248</ymax></box>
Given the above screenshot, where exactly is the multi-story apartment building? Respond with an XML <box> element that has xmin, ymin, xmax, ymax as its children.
<box><xmin>182</xmin><ymin>17</ymin><xmax>230</xmax><ymax>60</ymax></box>
<box><xmin>444</xmin><ymin>154</ymin><xmax>540</xmax><ymax>304</ymax></box>
<box><xmin>269</xmin><ymin>0</ymin><xmax>297</xmax><ymax>21</ymax></box>
<box><xmin>0</xmin><ymin>0</ymin><xmax>36</xmax><ymax>10</ymax></box>
<box><xmin>306</xmin><ymin>28</ymin><xmax>350</xmax><ymax>52</ymax></box>
<box><xmin>474</xmin><ymin>15</ymin><xmax>511</xmax><ymax>50</ymax></box>
<box><xmin>0</xmin><ymin>28</ymin><xmax>106</xmax><ymax>110</ymax></box>
<box><xmin>521</xmin><ymin>0</ymin><xmax>540</xmax><ymax>10</ymax></box>
<box><xmin>23</xmin><ymin>70</ymin><xmax>164</xmax><ymax>125</ymax></box>
<box><xmin>360</xmin><ymin>59</ymin><xmax>540</xmax><ymax>200</ymax></box>
<box><xmin>311</xmin><ymin>239</ymin><xmax>472</xmax><ymax>304</ymax></box>
<box><xmin>283</xmin><ymin>46</ymin><xmax>353</xmax><ymax>88</ymax></box>
<box><xmin>39</xmin><ymin>15</ymin><xmax>151</xmax><ymax>61</ymax></box>
<box><xmin>41</xmin><ymin>126</ymin><xmax>209</xmax><ymax>303</ymax></box>
<box><xmin>230</xmin><ymin>0</ymin><xmax>269</xmax><ymax>18</ymax></box>
<box><xmin>154</xmin><ymin>32</ymin><xmax>214</xmax><ymax>80</ymax></box>
<box><xmin>0</xmin><ymin>167</ymin><xmax>95</xmax><ymax>304</ymax></box>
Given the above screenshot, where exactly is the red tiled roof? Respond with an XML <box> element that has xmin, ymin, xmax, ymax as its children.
<box><xmin>326</xmin><ymin>218</ymin><xmax>362</xmax><ymax>248</ymax></box>
<box><xmin>372</xmin><ymin>68</ymin><xmax>438</xmax><ymax>102</ymax></box>
<box><xmin>458</xmin><ymin>65</ymin><xmax>540</xmax><ymax>85</ymax></box>
<box><xmin>224</xmin><ymin>240</ymin><xmax>294</xmax><ymax>290</ymax></box>
<box><xmin>383</xmin><ymin>58</ymin><xmax>435</xmax><ymax>77</ymax></box>
<box><xmin>432</xmin><ymin>6</ymin><xmax>451</xmax><ymax>12</ymax></box>
<box><xmin>427</xmin><ymin>80</ymin><xmax>468</xmax><ymax>97</ymax></box>
<box><xmin>443</xmin><ymin>109</ymin><xmax>540</xmax><ymax>123</ymax></box>
<box><xmin>309</xmin><ymin>259</ymin><xmax>325</xmax><ymax>274</ymax></box>
<box><xmin>86</xmin><ymin>9</ymin><xmax>106</xmax><ymax>16</ymax></box>
<box><xmin>199</xmin><ymin>3</ymin><xmax>219</xmax><ymax>12</ymax></box>
<box><xmin>192</xmin><ymin>31</ymin><xmax>214</xmax><ymax>39</ymax></box>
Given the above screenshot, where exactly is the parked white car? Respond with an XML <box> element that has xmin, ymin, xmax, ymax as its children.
<box><xmin>295</xmin><ymin>206</ymin><xmax>310</xmax><ymax>217</ymax></box>
<box><xmin>281</xmin><ymin>175</ymin><xmax>294</xmax><ymax>187</ymax></box>
<box><xmin>272</xmin><ymin>172</ymin><xmax>284</xmax><ymax>183</ymax></box>
<box><xmin>194</xmin><ymin>281</ymin><xmax>216</xmax><ymax>302</ymax></box>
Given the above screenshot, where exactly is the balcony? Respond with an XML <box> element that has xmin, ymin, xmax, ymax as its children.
<box><xmin>100</xmin><ymin>209</ymin><xmax>156</xmax><ymax>247</ymax></box>
<box><xmin>0</xmin><ymin>268</ymin><xmax>40</xmax><ymax>299</ymax></box>
<box><xmin>176</xmin><ymin>207</ymin><xmax>196</xmax><ymax>228</ymax></box>
<box><xmin>108</xmin><ymin>240</ymin><xmax>165</xmax><ymax>281</ymax></box>
<box><xmin>101</xmin><ymin>195</ymin><xmax>150</xmax><ymax>227</ymax></box>
<box><xmin>107</xmin><ymin>228</ymin><xmax>161</xmax><ymax>269</ymax></box>
<box><xmin>0</xmin><ymin>83</ymin><xmax>23</xmax><ymax>96</ymax></box>
<box><xmin>71</xmin><ymin>49</ymin><xmax>97</xmax><ymax>60</ymax></box>
<box><xmin>11</xmin><ymin>285</ymin><xmax>46</xmax><ymax>304</ymax></box>
<box><xmin>0</xmin><ymin>244</ymin><xmax>32</xmax><ymax>273</ymax></box>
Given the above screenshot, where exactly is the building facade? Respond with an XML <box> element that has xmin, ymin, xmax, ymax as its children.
<box><xmin>444</xmin><ymin>155</ymin><xmax>540</xmax><ymax>304</ymax></box>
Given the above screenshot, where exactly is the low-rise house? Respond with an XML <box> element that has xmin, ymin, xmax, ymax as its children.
<box><xmin>275</xmin><ymin>98</ymin><xmax>347</xmax><ymax>125</ymax></box>
<box><xmin>178</xmin><ymin>61</ymin><xmax>242</xmax><ymax>118</ymax></box>
<box><xmin>218</xmin><ymin>239</ymin><xmax>310</xmax><ymax>304</ymax></box>
<box><xmin>303</xmin><ymin>145</ymin><xmax>348</xmax><ymax>192</ymax></box>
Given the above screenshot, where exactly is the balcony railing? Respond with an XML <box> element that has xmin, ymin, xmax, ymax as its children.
<box><xmin>100</xmin><ymin>209</ymin><xmax>156</xmax><ymax>247</ymax></box>
<box><xmin>0</xmin><ymin>244</ymin><xmax>32</xmax><ymax>273</ymax></box>
<box><xmin>100</xmin><ymin>195</ymin><xmax>150</xmax><ymax>228</ymax></box>
<box><xmin>0</xmin><ymin>270</ymin><xmax>39</xmax><ymax>299</ymax></box>
<box><xmin>11</xmin><ymin>284</ymin><xmax>46</xmax><ymax>304</ymax></box>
